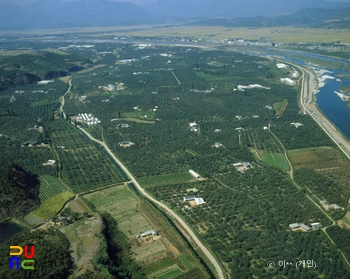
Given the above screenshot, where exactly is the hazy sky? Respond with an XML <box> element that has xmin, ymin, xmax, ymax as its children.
<box><xmin>0</xmin><ymin>0</ymin><xmax>153</xmax><ymax>6</ymax></box>
<box><xmin>1</xmin><ymin>0</ymin><xmax>350</xmax><ymax>6</ymax></box>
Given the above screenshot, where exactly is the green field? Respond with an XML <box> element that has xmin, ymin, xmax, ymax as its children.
<box><xmin>179</xmin><ymin>254</ymin><xmax>194</xmax><ymax>270</ymax></box>
<box><xmin>32</xmin><ymin>191</ymin><xmax>74</xmax><ymax>219</ymax></box>
<box><xmin>143</xmin><ymin>257</ymin><xmax>176</xmax><ymax>276</ymax></box>
<box><xmin>273</xmin><ymin>99</ymin><xmax>288</xmax><ymax>116</ymax></box>
<box><xmin>260</xmin><ymin>153</ymin><xmax>290</xmax><ymax>171</ymax></box>
<box><xmin>138</xmin><ymin>172</ymin><xmax>193</xmax><ymax>188</ymax></box>
<box><xmin>157</xmin><ymin>268</ymin><xmax>182</xmax><ymax>279</ymax></box>
<box><xmin>288</xmin><ymin>146</ymin><xmax>337</xmax><ymax>164</ymax></box>
<box><xmin>38</xmin><ymin>175</ymin><xmax>67</xmax><ymax>203</ymax></box>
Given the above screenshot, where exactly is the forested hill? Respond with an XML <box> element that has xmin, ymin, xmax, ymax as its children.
<box><xmin>0</xmin><ymin>52</ymin><xmax>92</xmax><ymax>91</ymax></box>
<box><xmin>0</xmin><ymin>227</ymin><xmax>73</xmax><ymax>278</ymax></box>
<box><xmin>0</xmin><ymin>160</ymin><xmax>39</xmax><ymax>222</ymax></box>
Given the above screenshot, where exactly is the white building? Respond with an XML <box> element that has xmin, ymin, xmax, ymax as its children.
<box><xmin>189</xmin><ymin>170</ymin><xmax>201</xmax><ymax>179</ymax></box>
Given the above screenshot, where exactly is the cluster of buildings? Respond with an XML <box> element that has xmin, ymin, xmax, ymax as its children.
<box><xmin>58</xmin><ymin>45</ymin><xmax>95</xmax><ymax>50</ymax></box>
<box><xmin>289</xmin><ymin>222</ymin><xmax>322</xmax><ymax>232</ymax></box>
<box><xmin>118</xmin><ymin>141</ymin><xmax>134</xmax><ymax>148</ymax></box>
<box><xmin>21</xmin><ymin>141</ymin><xmax>48</xmax><ymax>147</ymax></box>
<box><xmin>77</xmin><ymin>113</ymin><xmax>101</xmax><ymax>125</ymax></box>
<box><xmin>237</xmin><ymin>84</ymin><xmax>271</xmax><ymax>90</ymax></box>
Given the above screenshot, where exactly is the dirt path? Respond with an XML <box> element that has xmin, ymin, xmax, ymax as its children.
<box><xmin>78</xmin><ymin>127</ymin><xmax>225</xmax><ymax>279</ymax></box>
<box><xmin>59</xmin><ymin>78</ymin><xmax>72</xmax><ymax>120</ymax></box>
<box><xmin>172</xmin><ymin>71</ymin><xmax>181</xmax><ymax>85</ymax></box>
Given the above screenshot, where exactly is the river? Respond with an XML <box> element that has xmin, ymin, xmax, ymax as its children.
<box><xmin>249</xmin><ymin>48</ymin><xmax>350</xmax><ymax>139</ymax></box>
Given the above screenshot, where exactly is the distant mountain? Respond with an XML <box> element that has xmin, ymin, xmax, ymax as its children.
<box><xmin>0</xmin><ymin>0</ymin><xmax>155</xmax><ymax>30</ymax></box>
<box><xmin>189</xmin><ymin>7</ymin><xmax>350</xmax><ymax>29</ymax></box>
<box><xmin>1</xmin><ymin>0</ymin><xmax>350</xmax><ymax>30</ymax></box>
<box><xmin>143</xmin><ymin>0</ymin><xmax>350</xmax><ymax>19</ymax></box>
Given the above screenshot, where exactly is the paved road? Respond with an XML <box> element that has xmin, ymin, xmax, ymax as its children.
<box><xmin>282</xmin><ymin>60</ymin><xmax>350</xmax><ymax>161</ymax></box>
<box><xmin>78</xmin><ymin>127</ymin><xmax>225</xmax><ymax>279</ymax></box>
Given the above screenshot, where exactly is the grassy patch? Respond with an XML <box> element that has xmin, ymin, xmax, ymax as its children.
<box><xmin>157</xmin><ymin>268</ymin><xmax>182</xmax><ymax>279</ymax></box>
<box><xmin>260</xmin><ymin>153</ymin><xmax>290</xmax><ymax>171</ymax></box>
<box><xmin>138</xmin><ymin>172</ymin><xmax>193</xmax><ymax>188</ymax></box>
<box><xmin>288</xmin><ymin>147</ymin><xmax>338</xmax><ymax>164</ymax></box>
<box><xmin>179</xmin><ymin>254</ymin><xmax>194</xmax><ymax>270</ymax></box>
<box><xmin>273</xmin><ymin>99</ymin><xmax>288</xmax><ymax>116</ymax></box>
<box><xmin>32</xmin><ymin>191</ymin><xmax>74</xmax><ymax>219</ymax></box>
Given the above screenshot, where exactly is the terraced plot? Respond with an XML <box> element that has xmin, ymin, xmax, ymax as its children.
<box><xmin>84</xmin><ymin>186</ymin><xmax>166</xmax><ymax>259</ymax></box>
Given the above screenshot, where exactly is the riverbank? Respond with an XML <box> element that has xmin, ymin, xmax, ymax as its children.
<box><xmin>299</xmin><ymin>63</ymin><xmax>350</xmax><ymax>160</ymax></box>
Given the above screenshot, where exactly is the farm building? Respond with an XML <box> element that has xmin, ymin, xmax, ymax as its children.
<box><xmin>183</xmin><ymin>196</ymin><xmax>196</xmax><ymax>202</ymax></box>
<box><xmin>136</xmin><ymin>229</ymin><xmax>158</xmax><ymax>238</ymax></box>
<box><xmin>330</xmin><ymin>204</ymin><xmax>342</xmax><ymax>210</ymax></box>
<box><xmin>311</xmin><ymin>223</ymin><xmax>322</xmax><ymax>229</ymax></box>
<box><xmin>189</xmin><ymin>170</ymin><xmax>201</xmax><ymax>179</ymax></box>
<box><xmin>108</xmin><ymin>84</ymin><xmax>116</xmax><ymax>91</ymax></box>
<box><xmin>186</xmin><ymin>188</ymin><xmax>199</xmax><ymax>193</ymax></box>
<box><xmin>183</xmin><ymin>196</ymin><xmax>206</xmax><ymax>205</ymax></box>
<box><xmin>299</xmin><ymin>224</ymin><xmax>311</xmax><ymax>232</ymax></box>
<box><xmin>213</xmin><ymin>142</ymin><xmax>223</xmax><ymax>148</ymax></box>
<box><xmin>116</xmin><ymin>123</ymin><xmax>129</xmax><ymax>128</ymax></box>
<box><xmin>291</xmin><ymin>122</ymin><xmax>303</xmax><ymax>128</ymax></box>
<box><xmin>43</xmin><ymin>160</ymin><xmax>56</xmax><ymax>166</ymax></box>
<box><xmin>289</xmin><ymin>223</ymin><xmax>300</xmax><ymax>230</ymax></box>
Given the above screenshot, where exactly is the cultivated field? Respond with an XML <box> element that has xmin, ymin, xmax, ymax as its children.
<box><xmin>260</xmin><ymin>152</ymin><xmax>290</xmax><ymax>171</ymax></box>
<box><xmin>83</xmin><ymin>185</ymin><xmax>208</xmax><ymax>278</ymax></box>
<box><xmin>32</xmin><ymin>191</ymin><xmax>74</xmax><ymax>219</ymax></box>
<box><xmin>38</xmin><ymin>175</ymin><xmax>67</xmax><ymax>203</ymax></box>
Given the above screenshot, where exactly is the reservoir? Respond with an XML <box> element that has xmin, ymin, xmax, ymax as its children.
<box><xmin>0</xmin><ymin>221</ymin><xmax>24</xmax><ymax>244</ymax></box>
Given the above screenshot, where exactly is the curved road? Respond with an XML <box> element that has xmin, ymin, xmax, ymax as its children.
<box><xmin>78</xmin><ymin>127</ymin><xmax>225</xmax><ymax>279</ymax></box>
